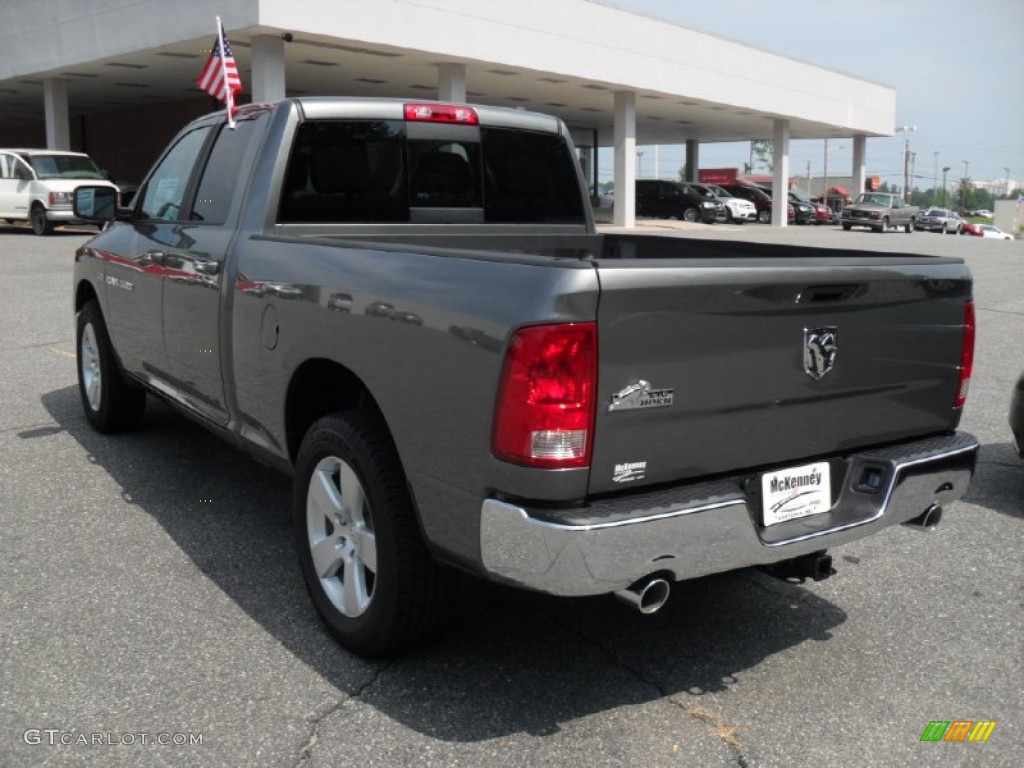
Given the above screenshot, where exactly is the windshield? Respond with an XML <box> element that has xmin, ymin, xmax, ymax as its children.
<box><xmin>854</xmin><ymin>193</ymin><xmax>890</xmax><ymax>206</ymax></box>
<box><xmin>789</xmin><ymin>189</ymin><xmax>811</xmax><ymax>203</ymax></box>
<box><xmin>22</xmin><ymin>154</ymin><xmax>104</xmax><ymax>180</ymax></box>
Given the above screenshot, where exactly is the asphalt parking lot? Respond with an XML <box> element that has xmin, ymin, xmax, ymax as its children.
<box><xmin>1</xmin><ymin>221</ymin><xmax>1021</xmax><ymax>767</ymax></box>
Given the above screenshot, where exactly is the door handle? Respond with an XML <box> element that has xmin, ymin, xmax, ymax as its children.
<box><xmin>193</xmin><ymin>259</ymin><xmax>221</xmax><ymax>276</ymax></box>
<box><xmin>138</xmin><ymin>250</ymin><xmax>165</xmax><ymax>266</ymax></box>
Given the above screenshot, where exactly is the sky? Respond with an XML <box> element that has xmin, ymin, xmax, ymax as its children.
<box><xmin>598</xmin><ymin>0</ymin><xmax>1024</xmax><ymax>191</ymax></box>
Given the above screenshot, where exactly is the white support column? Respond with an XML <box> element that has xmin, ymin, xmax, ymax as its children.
<box><xmin>685</xmin><ymin>140</ymin><xmax>699</xmax><ymax>181</ymax></box>
<box><xmin>437</xmin><ymin>63</ymin><xmax>466</xmax><ymax>103</ymax></box>
<box><xmin>613</xmin><ymin>90</ymin><xmax>636</xmax><ymax>227</ymax></box>
<box><xmin>251</xmin><ymin>34</ymin><xmax>286</xmax><ymax>103</ymax></box>
<box><xmin>771</xmin><ymin>118</ymin><xmax>790</xmax><ymax>227</ymax></box>
<box><xmin>43</xmin><ymin>78</ymin><xmax>70</xmax><ymax>150</ymax></box>
<box><xmin>852</xmin><ymin>134</ymin><xmax>867</xmax><ymax>198</ymax></box>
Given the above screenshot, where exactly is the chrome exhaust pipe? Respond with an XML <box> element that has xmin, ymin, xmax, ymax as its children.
<box><xmin>615</xmin><ymin>577</ymin><xmax>670</xmax><ymax>615</ymax></box>
<box><xmin>903</xmin><ymin>503</ymin><xmax>943</xmax><ymax>530</ymax></box>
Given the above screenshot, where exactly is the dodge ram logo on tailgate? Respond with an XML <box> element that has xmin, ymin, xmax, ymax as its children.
<box><xmin>804</xmin><ymin>327</ymin><xmax>838</xmax><ymax>380</ymax></box>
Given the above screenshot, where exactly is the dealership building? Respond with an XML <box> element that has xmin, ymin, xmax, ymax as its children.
<box><xmin>0</xmin><ymin>0</ymin><xmax>896</xmax><ymax>226</ymax></box>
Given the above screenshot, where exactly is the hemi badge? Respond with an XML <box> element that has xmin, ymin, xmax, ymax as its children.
<box><xmin>608</xmin><ymin>380</ymin><xmax>674</xmax><ymax>412</ymax></box>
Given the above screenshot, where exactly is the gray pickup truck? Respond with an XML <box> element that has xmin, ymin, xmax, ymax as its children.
<box><xmin>841</xmin><ymin>192</ymin><xmax>919</xmax><ymax>233</ymax></box>
<box><xmin>71</xmin><ymin>98</ymin><xmax>978</xmax><ymax>656</ymax></box>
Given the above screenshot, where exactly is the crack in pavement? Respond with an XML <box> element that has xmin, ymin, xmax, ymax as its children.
<box><xmin>542</xmin><ymin>605</ymin><xmax>750</xmax><ymax>767</ymax></box>
<box><xmin>293</xmin><ymin>658</ymin><xmax>395</xmax><ymax>768</ymax></box>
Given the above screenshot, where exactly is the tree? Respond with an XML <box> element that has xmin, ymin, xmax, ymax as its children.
<box><xmin>751</xmin><ymin>140</ymin><xmax>773</xmax><ymax>173</ymax></box>
<box><xmin>676</xmin><ymin>164</ymin><xmax>688</xmax><ymax>182</ymax></box>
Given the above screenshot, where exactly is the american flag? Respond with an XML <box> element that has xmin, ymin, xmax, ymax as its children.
<box><xmin>196</xmin><ymin>17</ymin><xmax>242</xmax><ymax>124</ymax></box>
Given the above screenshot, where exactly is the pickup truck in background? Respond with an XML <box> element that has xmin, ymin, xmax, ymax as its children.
<box><xmin>0</xmin><ymin>149</ymin><xmax>119</xmax><ymax>235</ymax></box>
<box><xmin>841</xmin><ymin>192</ymin><xmax>918</xmax><ymax>233</ymax></box>
<box><xmin>71</xmin><ymin>99</ymin><xmax>978</xmax><ymax>656</ymax></box>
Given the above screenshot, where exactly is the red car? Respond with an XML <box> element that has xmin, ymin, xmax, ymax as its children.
<box><xmin>961</xmin><ymin>221</ymin><xmax>983</xmax><ymax>237</ymax></box>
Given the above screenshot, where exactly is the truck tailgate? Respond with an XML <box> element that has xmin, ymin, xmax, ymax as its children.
<box><xmin>590</xmin><ymin>241</ymin><xmax>971</xmax><ymax>495</ymax></box>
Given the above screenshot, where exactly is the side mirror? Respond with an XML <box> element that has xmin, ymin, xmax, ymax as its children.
<box><xmin>73</xmin><ymin>185</ymin><xmax>119</xmax><ymax>221</ymax></box>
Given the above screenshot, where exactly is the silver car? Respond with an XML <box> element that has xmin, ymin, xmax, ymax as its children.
<box><xmin>916</xmin><ymin>207</ymin><xmax>962</xmax><ymax>234</ymax></box>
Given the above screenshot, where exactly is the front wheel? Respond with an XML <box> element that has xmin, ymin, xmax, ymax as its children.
<box><xmin>30</xmin><ymin>205</ymin><xmax>54</xmax><ymax>236</ymax></box>
<box><xmin>757</xmin><ymin>210</ymin><xmax>771</xmax><ymax>224</ymax></box>
<box><xmin>76</xmin><ymin>301</ymin><xmax>146</xmax><ymax>432</ymax></box>
<box><xmin>842</xmin><ymin>223</ymin><xmax>852</xmax><ymax>231</ymax></box>
<box><xmin>682</xmin><ymin>207</ymin><xmax>698</xmax><ymax>223</ymax></box>
<box><xmin>905</xmin><ymin>220</ymin><xmax>913</xmax><ymax>233</ymax></box>
<box><xmin>293</xmin><ymin>412</ymin><xmax>453</xmax><ymax>657</ymax></box>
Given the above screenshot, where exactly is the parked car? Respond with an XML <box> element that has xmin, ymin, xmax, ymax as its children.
<box><xmin>636</xmin><ymin>179</ymin><xmax>726</xmax><ymax>223</ymax></box>
<box><xmin>972</xmin><ymin>209</ymin><xmax>993</xmax><ymax>218</ymax></box>
<box><xmin>0</xmin><ymin>149</ymin><xmax>120</xmax><ymax>235</ymax></box>
<box><xmin>689</xmin><ymin>182</ymin><xmax>757</xmax><ymax>223</ymax></box>
<box><xmin>978</xmin><ymin>224</ymin><xmax>1014</xmax><ymax>240</ymax></box>
<box><xmin>720</xmin><ymin>183</ymin><xmax>795</xmax><ymax>224</ymax></box>
<box><xmin>788</xmin><ymin>189</ymin><xmax>831</xmax><ymax>225</ymax></box>
<box><xmin>961</xmin><ymin>221</ymin><xmax>984</xmax><ymax>237</ymax></box>
<box><xmin>1011</xmin><ymin>371</ymin><xmax>1024</xmax><ymax>458</ymax></box>
<box><xmin>917</xmin><ymin>207</ymin><xmax>963</xmax><ymax>234</ymax></box>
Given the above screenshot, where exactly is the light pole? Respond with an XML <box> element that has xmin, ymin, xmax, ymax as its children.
<box><xmin>942</xmin><ymin>166</ymin><xmax>950</xmax><ymax>207</ymax></box>
<box><xmin>636</xmin><ymin>151</ymin><xmax>644</xmax><ymax>179</ymax></box>
<box><xmin>933</xmin><ymin>151</ymin><xmax>938</xmax><ymax>203</ymax></box>
<box><xmin>1005</xmin><ymin>167</ymin><xmax>1012</xmax><ymax>197</ymax></box>
<box><xmin>961</xmin><ymin>160</ymin><xmax>969</xmax><ymax>211</ymax></box>
<box><xmin>896</xmin><ymin>125</ymin><xmax>917</xmax><ymax>199</ymax></box>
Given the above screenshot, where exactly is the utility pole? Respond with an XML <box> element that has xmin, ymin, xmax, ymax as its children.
<box><xmin>942</xmin><ymin>166</ymin><xmax>950</xmax><ymax>207</ymax></box>
<box><xmin>1005</xmin><ymin>167</ymin><xmax>1012</xmax><ymax>197</ymax></box>
<box><xmin>896</xmin><ymin>125</ymin><xmax>916</xmax><ymax>199</ymax></box>
<box><xmin>933</xmin><ymin>151</ymin><xmax>938</xmax><ymax>204</ymax></box>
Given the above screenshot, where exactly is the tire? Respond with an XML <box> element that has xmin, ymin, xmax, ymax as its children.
<box><xmin>905</xmin><ymin>220</ymin><xmax>913</xmax><ymax>233</ymax></box>
<box><xmin>757</xmin><ymin>210</ymin><xmax>770</xmax><ymax>224</ymax></box>
<box><xmin>293</xmin><ymin>412</ymin><xmax>454</xmax><ymax>657</ymax></box>
<box><xmin>30</xmin><ymin>205</ymin><xmax>54</xmax><ymax>236</ymax></box>
<box><xmin>682</xmin><ymin>207</ymin><xmax>698</xmax><ymax>223</ymax></box>
<box><xmin>76</xmin><ymin>300</ymin><xmax>146</xmax><ymax>433</ymax></box>
<box><xmin>875</xmin><ymin>217</ymin><xmax>888</xmax><ymax>233</ymax></box>
<box><xmin>842</xmin><ymin>223</ymin><xmax>852</xmax><ymax>231</ymax></box>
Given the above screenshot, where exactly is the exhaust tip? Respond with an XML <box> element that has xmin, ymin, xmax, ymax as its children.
<box><xmin>615</xmin><ymin>577</ymin><xmax>671</xmax><ymax>615</ymax></box>
<box><xmin>903</xmin><ymin>503</ymin><xmax>942</xmax><ymax>530</ymax></box>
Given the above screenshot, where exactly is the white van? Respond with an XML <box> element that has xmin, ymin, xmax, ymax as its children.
<box><xmin>0</xmin><ymin>149</ymin><xmax>119</xmax><ymax>235</ymax></box>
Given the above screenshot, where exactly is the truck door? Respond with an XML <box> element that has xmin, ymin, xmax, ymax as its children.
<box><xmin>159</xmin><ymin>116</ymin><xmax>263</xmax><ymax>426</ymax></box>
<box><xmin>101</xmin><ymin>125</ymin><xmax>214</xmax><ymax>384</ymax></box>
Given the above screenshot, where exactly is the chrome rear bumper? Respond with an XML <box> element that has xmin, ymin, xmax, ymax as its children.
<box><xmin>480</xmin><ymin>432</ymin><xmax>978</xmax><ymax>597</ymax></box>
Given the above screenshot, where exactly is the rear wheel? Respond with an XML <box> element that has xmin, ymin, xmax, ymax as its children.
<box><xmin>30</xmin><ymin>205</ymin><xmax>54</xmax><ymax>236</ymax></box>
<box><xmin>905</xmin><ymin>220</ymin><xmax>913</xmax><ymax>233</ymax></box>
<box><xmin>842</xmin><ymin>223</ymin><xmax>852</xmax><ymax>231</ymax></box>
<box><xmin>76</xmin><ymin>300</ymin><xmax>146</xmax><ymax>432</ymax></box>
<box><xmin>757</xmin><ymin>210</ymin><xmax>770</xmax><ymax>224</ymax></box>
<box><xmin>293</xmin><ymin>412</ymin><xmax>454</xmax><ymax>657</ymax></box>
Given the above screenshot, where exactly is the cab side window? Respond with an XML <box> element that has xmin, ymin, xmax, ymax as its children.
<box><xmin>192</xmin><ymin>118</ymin><xmax>258</xmax><ymax>225</ymax></box>
<box><xmin>138</xmin><ymin>126</ymin><xmax>213</xmax><ymax>221</ymax></box>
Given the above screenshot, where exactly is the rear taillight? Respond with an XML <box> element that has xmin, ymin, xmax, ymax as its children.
<box><xmin>404</xmin><ymin>103</ymin><xmax>479</xmax><ymax>125</ymax></box>
<box><xmin>955</xmin><ymin>300</ymin><xmax>975</xmax><ymax>408</ymax></box>
<box><xmin>493</xmin><ymin>323</ymin><xmax>596</xmax><ymax>468</ymax></box>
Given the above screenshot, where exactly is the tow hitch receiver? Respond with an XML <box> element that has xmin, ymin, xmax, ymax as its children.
<box><xmin>761</xmin><ymin>551</ymin><xmax>836</xmax><ymax>584</ymax></box>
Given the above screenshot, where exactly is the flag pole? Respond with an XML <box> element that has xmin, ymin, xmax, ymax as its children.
<box><xmin>216</xmin><ymin>16</ymin><xmax>236</xmax><ymax>129</ymax></box>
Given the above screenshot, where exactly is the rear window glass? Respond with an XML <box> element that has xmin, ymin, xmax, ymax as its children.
<box><xmin>480</xmin><ymin>127</ymin><xmax>585</xmax><ymax>223</ymax></box>
<box><xmin>277</xmin><ymin>120</ymin><xmax>585</xmax><ymax>225</ymax></box>
<box><xmin>279</xmin><ymin>120</ymin><xmax>408</xmax><ymax>223</ymax></box>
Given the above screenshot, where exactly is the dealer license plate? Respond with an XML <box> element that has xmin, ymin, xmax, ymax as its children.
<box><xmin>760</xmin><ymin>461</ymin><xmax>832</xmax><ymax>527</ymax></box>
